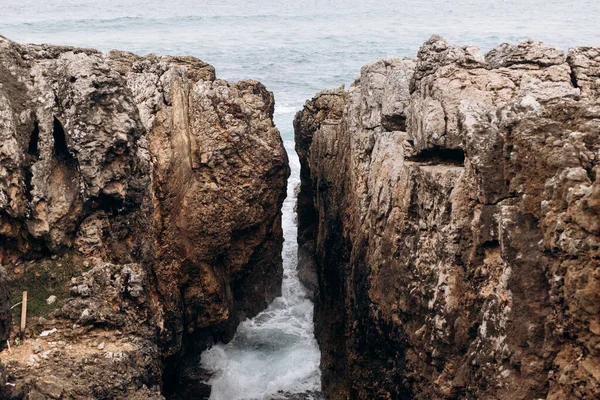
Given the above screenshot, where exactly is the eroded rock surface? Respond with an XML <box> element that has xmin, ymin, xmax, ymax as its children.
<box><xmin>0</xmin><ymin>35</ymin><xmax>288</xmax><ymax>398</ymax></box>
<box><xmin>295</xmin><ymin>36</ymin><xmax>600</xmax><ymax>399</ymax></box>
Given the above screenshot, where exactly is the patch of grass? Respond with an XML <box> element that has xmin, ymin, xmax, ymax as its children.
<box><xmin>7</xmin><ymin>253</ymin><xmax>88</xmax><ymax>323</ymax></box>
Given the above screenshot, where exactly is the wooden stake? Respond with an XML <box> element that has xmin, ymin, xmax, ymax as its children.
<box><xmin>20</xmin><ymin>291</ymin><xmax>27</xmax><ymax>333</ymax></box>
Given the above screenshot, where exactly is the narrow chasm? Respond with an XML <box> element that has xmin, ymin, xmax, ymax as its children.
<box><xmin>200</xmin><ymin>142</ymin><xmax>323</xmax><ymax>400</ymax></box>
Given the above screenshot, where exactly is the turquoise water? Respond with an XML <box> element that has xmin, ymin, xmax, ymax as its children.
<box><xmin>2</xmin><ymin>1</ymin><xmax>599</xmax><ymax>398</ymax></box>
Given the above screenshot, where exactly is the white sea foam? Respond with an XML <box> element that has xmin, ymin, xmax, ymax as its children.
<box><xmin>274</xmin><ymin>104</ymin><xmax>302</xmax><ymax>115</ymax></box>
<box><xmin>201</xmin><ymin>141</ymin><xmax>321</xmax><ymax>399</ymax></box>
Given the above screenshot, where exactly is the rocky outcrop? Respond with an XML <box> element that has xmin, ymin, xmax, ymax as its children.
<box><xmin>0</xmin><ymin>35</ymin><xmax>288</xmax><ymax>398</ymax></box>
<box><xmin>295</xmin><ymin>36</ymin><xmax>600</xmax><ymax>399</ymax></box>
<box><xmin>6</xmin><ymin>259</ymin><xmax>163</xmax><ymax>399</ymax></box>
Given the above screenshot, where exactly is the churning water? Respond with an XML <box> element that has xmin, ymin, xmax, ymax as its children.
<box><xmin>2</xmin><ymin>0</ymin><xmax>599</xmax><ymax>398</ymax></box>
<box><xmin>200</xmin><ymin>145</ymin><xmax>321</xmax><ymax>399</ymax></box>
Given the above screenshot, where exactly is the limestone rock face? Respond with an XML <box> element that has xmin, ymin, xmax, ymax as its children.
<box><xmin>0</xmin><ymin>35</ymin><xmax>288</xmax><ymax>398</ymax></box>
<box><xmin>295</xmin><ymin>36</ymin><xmax>600</xmax><ymax>399</ymax></box>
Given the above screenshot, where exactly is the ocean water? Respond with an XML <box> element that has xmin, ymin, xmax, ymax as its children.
<box><xmin>2</xmin><ymin>0</ymin><xmax>599</xmax><ymax>398</ymax></box>
<box><xmin>200</xmin><ymin>147</ymin><xmax>321</xmax><ymax>399</ymax></box>
<box><xmin>2</xmin><ymin>0</ymin><xmax>600</xmax><ymax>144</ymax></box>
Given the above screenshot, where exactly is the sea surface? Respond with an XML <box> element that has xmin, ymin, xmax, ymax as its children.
<box><xmin>1</xmin><ymin>0</ymin><xmax>599</xmax><ymax>398</ymax></box>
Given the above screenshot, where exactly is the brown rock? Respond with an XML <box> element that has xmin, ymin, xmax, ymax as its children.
<box><xmin>296</xmin><ymin>36</ymin><xmax>600</xmax><ymax>399</ymax></box>
<box><xmin>0</xmin><ymin>35</ymin><xmax>288</xmax><ymax>398</ymax></box>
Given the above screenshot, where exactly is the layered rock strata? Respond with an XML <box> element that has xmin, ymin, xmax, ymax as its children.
<box><xmin>0</xmin><ymin>35</ymin><xmax>288</xmax><ymax>398</ymax></box>
<box><xmin>295</xmin><ymin>36</ymin><xmax>600</xmax><ymax>399</ymax></box>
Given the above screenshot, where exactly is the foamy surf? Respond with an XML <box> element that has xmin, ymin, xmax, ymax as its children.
<box><xmin>200</xmin><ymin>141</ymin><xmax>321</xmax><ymax>400</ymax></box>
<box><xmin>274</xmin><ymin>105</ymin><xmax>301</xmax><ymax>115</ymax></box>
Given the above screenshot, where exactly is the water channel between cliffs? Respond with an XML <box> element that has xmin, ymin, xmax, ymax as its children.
<box><xmin>200</xmin><ymin>140</ymin><xmax>322</xmax><ymax>399</ymax></box>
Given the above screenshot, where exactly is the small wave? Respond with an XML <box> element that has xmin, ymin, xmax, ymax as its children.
<box><xmin>274</xmin><ymin>105</ymin><xmax>301</xmax><ymax>115</ymax></box>
<box><xmin>201</xmin><ymin>143</ymin><xmax>320</xmax><ymax>399</ymax></box>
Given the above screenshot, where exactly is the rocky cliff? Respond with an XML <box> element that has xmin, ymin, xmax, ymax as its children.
<box><xmin>295</xmin><ymin>36</ymin><xmax>600</xmax><ymax>399</ymax></box>
<box><xmin>0</xmin><ymin>35</ymin><xmax>288</xmax><ymax>398</ymax></box>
